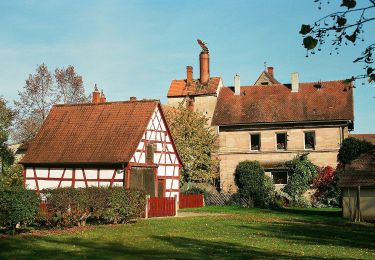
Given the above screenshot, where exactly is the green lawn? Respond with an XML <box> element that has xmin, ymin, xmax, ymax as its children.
<box><xmin>1</xmin><ymin>206</ymin><xmax>374</xmax><ymax>259</ymax></box>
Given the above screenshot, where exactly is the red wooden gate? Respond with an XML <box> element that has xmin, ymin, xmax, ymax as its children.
<box><xmin>147</xmin><ymin>197</ymin><xmax>176</xmax><ymax>218</ymax></box>
<box><xmin>179</xmin><ymin>194</ymin><xmax>204</xmax><ymax>209</ymax></box>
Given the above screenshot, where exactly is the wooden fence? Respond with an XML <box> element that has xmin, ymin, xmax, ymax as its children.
<box><xmin>146</xmin><ymin>196</ymin><xmax>176</xmax><ymax>218</ymax></box>
<box><xmin>179</xmin><ymin>194</ymin><xmax>204</xmax><ymax>209</ymax></box>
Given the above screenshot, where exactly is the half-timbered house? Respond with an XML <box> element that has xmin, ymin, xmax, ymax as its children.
<box><xmin>20</xmin><ymin>94</ymin><xmax>182</xmax><ymax>199</ymax></box>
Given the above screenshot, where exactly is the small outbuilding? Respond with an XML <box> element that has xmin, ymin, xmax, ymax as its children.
<box><xmin>20</xmin><ymin>94</ymin><xmax>182</xmax><ymax>199</ymax></box>
<box><xmin>340</xmin><ymin>149</ymin><xmax>375</xmax><ymax>221</ymax></box>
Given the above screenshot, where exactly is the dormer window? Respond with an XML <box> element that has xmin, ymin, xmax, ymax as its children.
<box><xmin>261</xmin><ymin>82</ymin><xmax>269</xmax><ymax>85</ymax></box>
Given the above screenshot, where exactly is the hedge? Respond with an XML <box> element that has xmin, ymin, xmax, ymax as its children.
<box><xmin>42</xmin><ymin>187</ymin><xmax>146</xmax><ymax>227</ymax></box>
<box><xmin>0</xmin><ymin>187</ymin><xmax>40</xmax><ymax>232</ymax></box>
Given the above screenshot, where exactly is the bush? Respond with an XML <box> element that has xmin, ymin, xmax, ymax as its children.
<box><xmin>42</xmin><ymin>187</ymin><xmax>145</xmax><ymax>227</ymax></box>
<box><xmin>0</xmin><ymin>187</ymin><xmax>40</xmax><ymax>232</ymax></box>
<box><xmin>234</xmin><ymin>161</ymin><xmax>276</xmax><ymax>208</ymax></box>
<box><xmin>312</xmin><ymin>166</ymin><xmax>342</xmax><ymax>208</ymax></box>
<box><xmin>289</xmin><ymin>195</ymin><xmax>312</xmax><ymax>208</ymax></box>
<box><xmin>338</xmin><ymin>137</ymin><xmax>373</xmax><ymax>165</ymax></box>
<box><xmin>283</xmin><ymin>154</ymin><xmax>317</xmax><ymax>198</ymax></box>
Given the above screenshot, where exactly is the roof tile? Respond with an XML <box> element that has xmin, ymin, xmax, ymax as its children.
<box><xmin>21</xmin><ymin>100</ymin><xmax>159</xmax><ymax>165</ymax></box>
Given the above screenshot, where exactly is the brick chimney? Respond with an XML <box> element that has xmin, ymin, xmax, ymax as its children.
<box><xmin>100</xmin><ymin>89</ymin><xmax>106</xmax><ymax>103</ymax></box>
<box><xmin>291</xmin><ymin>72</ymin><xmax>299</xmax><ymax>92</ymax></box>
<box><xmin>199</xmin><ymin>52</ymin><xmax>210</xmax><ymax>84</ymax></box>
<box><xmin>130</xmin><ymin>96</ymin><xmax>137</xmax><ymax>101</ymax></box>
<box><xmin>186</xmin><ymin>66</ymin><xmax>193</xmax><ymax>85</ymax></box>
<box><xmin>267</xmin><ymin>67</ymin><xmax>274</xmax><ymax>77</ymax></box>
<box><xmin>92</xmin><ymin>84</ymin><xmax>101</xmax><ymax>103</ymax></box>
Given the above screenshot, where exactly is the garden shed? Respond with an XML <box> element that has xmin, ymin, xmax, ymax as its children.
<box><xmin>20</xmin><ymin>96</ymin><xmax>182</xmax><ymax>199</ymax></box>
<box><xmin>340</xmin><ymin>149</ymin><xmax>375</xmax><ymax>221</ymax></box>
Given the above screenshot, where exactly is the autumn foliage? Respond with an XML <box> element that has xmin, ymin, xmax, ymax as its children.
<box><xmin>164</xmin><ymin>105</ymin><xmax>219</xmax><ymax>185</ymax></box>
<box><xmin>312</xmin><ymin>166</ymin><xmax>341</xmax><ymax>207</ymax></box>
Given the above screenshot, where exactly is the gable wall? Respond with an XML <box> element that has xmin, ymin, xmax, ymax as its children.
<box><xmin>129</xmin><ymin>106</ymin><xmax>180</xmax><ymax>198</ymax></box>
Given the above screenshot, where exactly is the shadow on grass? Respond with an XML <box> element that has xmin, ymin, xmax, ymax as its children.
<box><xmin>236</xmin><ymin>220</ymin><xmax>375</xmax><ymax>251</ymax></box>
<box><xmin>0</xmin><ymin>234</ymin><xmax>345</xmax><ymax>259</ymax></box>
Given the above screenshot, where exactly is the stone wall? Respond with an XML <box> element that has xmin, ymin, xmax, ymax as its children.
<box><xmin>167</xmin><ymin>95</ymin><xmax>218</xmax><ymax>126</ymax></box>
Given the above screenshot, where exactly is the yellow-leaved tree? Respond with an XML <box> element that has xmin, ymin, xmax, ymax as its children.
<box><xmin>164</xmin><ymin>105</ymin><xmax>219</xmax><ymax>186</ymax></box>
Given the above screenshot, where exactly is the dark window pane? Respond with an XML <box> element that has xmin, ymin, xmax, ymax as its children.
<box><xmin>251</xmin><ymin>134</ymin><xmax>260</xmax><ymax>150</ymax></box>
<box><xmin>276</xmin><ymin>133</ymin><xmax>287</xmax><ymax>150</ymax></box>
<box><xmin>305</xmin><ymin>132</ymin><xmax>315</xmax><ymax>149</ymax></box>
<box><xmin>272</xmin><ymin>171</ymin><xmax>288</xmax><ymax>184</ymax></box>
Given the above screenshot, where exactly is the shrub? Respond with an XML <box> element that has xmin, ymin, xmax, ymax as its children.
<box><xmin>312</xmin><ymin>166</ymin><xmax>342</xmax><ymax>208</ymax></box>
<box><xmin>289</xmin><ymin>195</ymin><xmax>312</xmax><ymax>208</ymax></box>
<box><xmin>103</xmin><ymin>188</ymin><xmax>145</xmax><ymax>224</ymax></box>
<box><xmin>283</xmin><ymin>154</ymin><xmax>317</xmax><ymax>198</ymax></box>
<box><xmin>234</xmin><ymin>161</ymin><xmax>276</xmax><ymax>208</ymax></box>
<box><xmin>42</xmin><ymin>187</ymin><xmax>145</xmax><ymax>227</ymax></box>
<box><xmin>338</xmin><ymin>137</ymin><xmax>373</xmax><ymax>165</ymax></box>
<box><xmin>0</xmin><ymin>187</ymin><xmax>40</xmax><ymax>232</ymax></box>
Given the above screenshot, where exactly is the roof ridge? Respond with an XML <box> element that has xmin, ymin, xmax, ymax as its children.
<box><xmin>229</xmin><ymin>79</ymin><xmax>349</xmax><ymax>89</ymax></box>
<box><xmin>54</xmin><ymin>99</ymin><xmax>160</xmax><ymax>107</ymax></box>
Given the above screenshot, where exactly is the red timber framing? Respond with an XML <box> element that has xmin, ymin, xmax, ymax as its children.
<box><xmin>24</xmin><ymin>105</ymin><xmax>182</xmax><ymax>199</ymax></box>
<box><xmin>128</xmin><ymin>106</ymin><xmax>181</xmax><ymax>199</ymax></box>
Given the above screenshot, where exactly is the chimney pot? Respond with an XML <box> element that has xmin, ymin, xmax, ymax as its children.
<box><xmin>130</xmin><ymin>96</ymin><xmax>137</xmax><ymax>101</ymax></box>
<box><xmin>267</xmin><ymin>67</ymin><xmax>274</xmax><ymax>77</ymax></box>
<box><xmin>291</xmin><ymin>72</ymin><xmax>299</xmax><ymax>92</ymax></box>
<box><xmin>234</xmin><ymin>74</ymin><xmax>241</xmax><ymax>95</ymax></box>
<box><xmin>99</xmin><ymin>89</ymin><xmax>106</xmax><ymax>103</ymax></box>
<box><xmin>199</xmin><ymin>52</ymin><xmax>210</xmax><ymax>84</ymax></box>
<box><xmin>186</xmin><ymin>66</ymin><xmax>193</xmax><ymax>85</ymax></box>
<box><xmin>92</xmin><ymin>84</ymin><xmax>101</xmax><ymax>103</ymax></box>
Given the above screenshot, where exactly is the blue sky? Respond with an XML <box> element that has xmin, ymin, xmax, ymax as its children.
<box><xmin>0</xmin><ymin>0</ymin><xmax>374</xmax><ymax>133</ymax></box>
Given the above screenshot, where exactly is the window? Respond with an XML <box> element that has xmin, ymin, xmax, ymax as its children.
<box><xmin>250</xmin><ymin>133</ymin><xmax>261</xmax><ymax>151</ymax></box>
<box><xmin>304</xmin><ymin>131</ymin><xmax>315</xmax><ymax>150</ymax></box>
<box><xmin>276</xmin><ymin>133</ymin><xmax>287</xmax><ymax>150</ymax></box>
<box><xmin>271</xmin><ymin>171</ymin><xmax>288</xmax><ymax>185</ymax></box>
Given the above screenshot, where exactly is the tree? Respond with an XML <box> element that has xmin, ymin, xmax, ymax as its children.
<box><xmin>337</xmin><ymin>137</ymin><xmax>373</xmax><ymax>165</ymax></box>
<box><xmin>283</xmin><ymin>154</ymin><xmax>317</xmax><ymax>198</ymax></box>
<box><xmin>300</xmin><ymin>0</ymin><xmax>375</xmax><ymax>83</ymax></box>
<box><xmin>55</xmin><ymin>65</ymin><xmax>89</xmax><ymax>104</ymax></box>
<box><xmin>0</xmin><ymin>97</ymin><xmax>15</xmax><ymax>173</ymax></box>
<box><xmin>164</xmin><ymin>105</ymin><xmax>219</xmax><ymax>185</ymax></box>
<box><xmin>13</xmin><ymin>64</ymin><xmax>88</xmax><ymax>142</ymax></box>
<box><xmin>13</xmin><ymin>64</ymin><xmax>58</xmax><ymax>142</ymax></box>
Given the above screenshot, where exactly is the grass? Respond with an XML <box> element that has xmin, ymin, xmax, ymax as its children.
<box><xmin>0</xmin><ymin>206</ymin><xmax>374</xmax><ymax>259</ymax></box>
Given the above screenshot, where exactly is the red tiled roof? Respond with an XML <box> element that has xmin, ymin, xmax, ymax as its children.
<box><xmin>167</xmin><ymin>77</ymin><xmax>221</xmax><ymax>97</ymax></box>
<box><xmin>21</xmin><ymin>100</ymin><xmax>160</xmax><ymax>165</ymax></box>
<box><xmin>340</xmin><ymin>149</ymin><xmax>375</xmax><ymax>187</ymax></box>
<box><xmin>349</xmin><ymin>134</ymin><xmax>375</xmax><ymax>145</ymax></box>
<box><xmin>212</xmin><ymin>80</ymin><xmax>354</xmax><ymax>126</ymax></box>
<box><xmin>254</xmin><ymin>71</ymin><xmax>280</xmax><ymax>85</ymax></box>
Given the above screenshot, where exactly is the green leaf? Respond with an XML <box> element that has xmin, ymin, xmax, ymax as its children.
<box><xmin>345</xmin><ymin>32</ymin><xmax>357</xmax><ymax>43</ymax></box>
<box><xmin>341</xmin><ymin>0</ymin><xmax>356</xmax><ymax>9</ymax></box>
<box><xmin>299</xmin><ymin>24</ymin><xmax>312</xmax><ymax>35</ymax></box>
<box><xmin>336</xmin><ymin>16</ymin><xmax>347</xmax><ymax>27</ymax></box>
<box><xmin>367</xmin><ymin>67</ymin><xmax>374</xmax><ymax>75</ymax></box>
<box><xmin>303</xmin><ymin>36</ymin><xmax>318</xmax><ymax>50</ymax></box>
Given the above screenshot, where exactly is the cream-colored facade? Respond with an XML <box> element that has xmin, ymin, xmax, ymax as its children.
<box><xmin>167</xmin><ymin>79</ymin><xmax>223</xmax><ymax>126</ymax></box>
<box><xmin>218</xmin><ymin>126</ymin><xmax>349</xmax><ymax>192</ymax></box>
